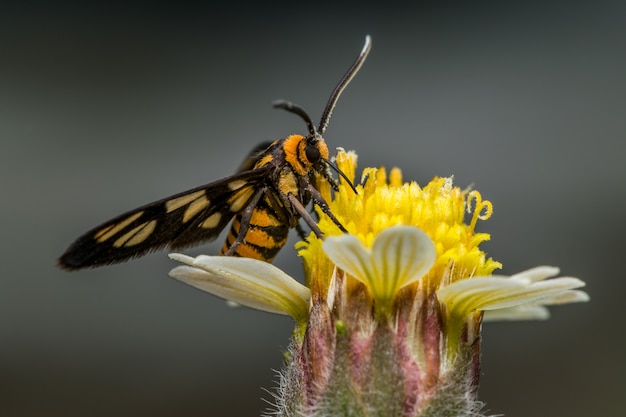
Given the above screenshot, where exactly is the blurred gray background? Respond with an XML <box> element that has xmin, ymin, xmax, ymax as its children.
<box><xmin>2</xmin><ymin>1</ymin><xmax>624</xmax><ymax>416</ymax></box>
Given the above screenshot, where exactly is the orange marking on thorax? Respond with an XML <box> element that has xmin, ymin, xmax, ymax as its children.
<box><xmin>283</xmin><ymin>135</ymin><xmax>308</xmax><ymax>175</ymax></box>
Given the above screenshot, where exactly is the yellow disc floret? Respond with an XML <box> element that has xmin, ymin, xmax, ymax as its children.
<box><xmin>297</xmin><ymin>149</ymin><xmax>501</xmax><ymax>296</ymax></box>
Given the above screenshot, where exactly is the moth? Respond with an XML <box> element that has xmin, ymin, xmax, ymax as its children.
<box><xmin>58</xmin><ymin>36</ymin><xmax>371</xmax><ymax>270</ymax></box>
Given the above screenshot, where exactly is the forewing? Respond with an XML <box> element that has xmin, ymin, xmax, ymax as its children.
<box><xmin>58</xmin><ymin>169</ymin><xmax>267</xmax><ymax>270</ymax></box>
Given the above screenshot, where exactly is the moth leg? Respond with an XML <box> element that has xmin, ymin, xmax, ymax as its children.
<box><xmin>320</xmin><ymin>168</ymin><xmax>340</xmax><ymax>192</ymax></box>
<box><xmin>287</xmin><ymin>194</ymin><xmax>325</xmax><ymax>239</ymax></box>
<box><xmin>223</xmin><ymin>187</ymin><xmax>267</xmax><ymax>256</ymax></box>
<box><xmin>306</xmin><ymin>184</ymin><xmax>349</xmax><ymax>234</ymax></box>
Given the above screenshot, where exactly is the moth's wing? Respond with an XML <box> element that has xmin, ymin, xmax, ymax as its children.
<box><xmin>58</xmin><ymin>169</ymin><xmax>268</xmax><ymax>270</ymax></box>
<box><xmin>236</xmin><ymin>141</ymin><xmax>274</xmax><ymax>172</ymax></box>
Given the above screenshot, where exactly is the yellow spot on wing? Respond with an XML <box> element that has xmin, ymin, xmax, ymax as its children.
<box><xmin>165</xmin><ymin>190</ymin><xmax>206</xmax><ymax>213</ymax></box>
<box><xmin>113</xmin><ymin>220</ymin><xmax>157</xmax><ymax>247</ymax></box>
<box><xmin>200</xmin><ymin>212</ymin><xmax>222</xmax><ymax>229</ymax></box>
<box><xmin>228</xmin><ymin>180</ymin><xmax>247</xmax><ymax>191</ymax></box>
<box><xmin>95</xmin><ymin>211</ymin><xmax>144</xmax><ymax>242</ymax></box>
<box><xmin>182</xmin><ymin>195</ymin><xmax>210</xmax><ymax>223</ymax></box>
<box><xmin>229</xmin><ymin>187</ymin><xmax>255</xmax><ymax>212</ymax></box>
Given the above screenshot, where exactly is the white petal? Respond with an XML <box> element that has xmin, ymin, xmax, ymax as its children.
<box><xmin>370</xmin><ymin>226</ymin><xmax>436</xmax><ymax>296</ymax></box>
<box><xmin>484</xmin><ymin>305</ymin><xmax>551</xmax><ymax>321</ymax></box>
<box><xmin>479</xmin><ymin>277</ymin><xmax>586</xmax><ymax>311</ymax></box>
<box><xmin>437</xmin><ymin>277</ymin><xmax>520</xmax><ymax>314</ymax></box>
<box><xmin>168</xmin><ymin>254</ymin><xmax>310</xmax><ymax>320</ymax></box>
<box><xmin>322</xmin><ymin>234</ymin><xmax>374</xmax><ymax>286</ymax></box>
<box><xmin>323</xmin><ymin>226</ymin><xmax>435</xmax><ymax>301</ymax></box>
<box><xmin>484</xmin><ymin>289</ymin><xmax>590</xmax><ymax>322</ymax></box>
<box><xmin>509</xmin><ymin>266</ymin><xmax>560</xmax><ymax>283</ymax></box>
<box><xmin>437</xmin><ymin>266</ymin><xmax>587</xmax><ymax>319</ymax></box>
<box><xmin>535</xmin><ymin>289</ymin><xmax>590</xmax><ymax>305</ymax></box>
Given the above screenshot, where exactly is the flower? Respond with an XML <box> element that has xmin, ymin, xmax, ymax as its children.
<box><xmin>168</xmin><ymin>253</ymin><xmax>310</xmax><ymax>322</ymax></box>
<box><xmin>168</xmin><ymin>149</ymin><xmax>588</xmax><ymax>417</ymax></box>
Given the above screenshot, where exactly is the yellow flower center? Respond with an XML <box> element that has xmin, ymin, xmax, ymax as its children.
<box><xmin>297</xmin><ymin>149</ymin><xmax>501</xmax><ymax>298</ymax></box>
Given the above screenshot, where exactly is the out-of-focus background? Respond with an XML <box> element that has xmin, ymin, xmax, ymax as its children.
<box><xmin>2</xmin><ymin>2</ymin><xmax>624</xmax><ymax>416</ymax></box>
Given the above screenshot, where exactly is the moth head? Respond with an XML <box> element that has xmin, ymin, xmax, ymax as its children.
<box><xmin>282</xmin><ymin>134</ymin><xmax>329</xmax><ymax>176</ymax></box>
<box><xmin>304</xmin><ymin>134</ymin><xmax>329</xmax><ymax>167</ymax></box>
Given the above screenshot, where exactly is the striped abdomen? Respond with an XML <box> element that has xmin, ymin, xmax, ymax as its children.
<box><xmin>220</xmin><ymin>193</ymin><xmax>290</xmax><ymax>262</ymax></box>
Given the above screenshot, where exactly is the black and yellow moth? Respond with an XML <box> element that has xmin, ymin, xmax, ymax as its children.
<box><xmin>58</xmin><ymin>36</ymin><xmax>371</xmax><ymax>270</ymax></box>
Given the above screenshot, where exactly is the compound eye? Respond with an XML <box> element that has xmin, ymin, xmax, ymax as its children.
<box><xmin>305</xmin><ymin>144</ymin><xmax>321</xmax><ymax>163</ymax></box>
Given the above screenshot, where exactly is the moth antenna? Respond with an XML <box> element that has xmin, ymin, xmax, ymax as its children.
<box><xmin>273</xmin><ymin>100</ymin><xmax>317</xmax><ymax>136</ymax></box>
<box><xmin>325</xmin><ymin>159</ymin><xmax>358</xmax><ymax>194</ymax></box>
<box><xmin>318</xmin><ymin>35</ymin><xmax>371</xmax><ymax>135</ymax></box>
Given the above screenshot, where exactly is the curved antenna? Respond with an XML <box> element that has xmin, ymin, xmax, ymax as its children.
<box><xmin>325</xmin><ymin>159</ymin><xmax>358</xmax><ymax>193</ymax></box>
<box><xmin>273</xmin><ymin>100</ymin><xmax>317</xmax><ymax>136</ymax></box>
<box><xmin>318</xmin><ymin>35</ymin><xmax>372</xmax><ymax>135</ymax></box>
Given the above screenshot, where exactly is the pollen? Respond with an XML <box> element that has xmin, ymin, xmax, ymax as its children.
<box><xmin>297</xmin><ymin>149</ymin><xmax>501</xmax><ymax>292</ymax></box>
